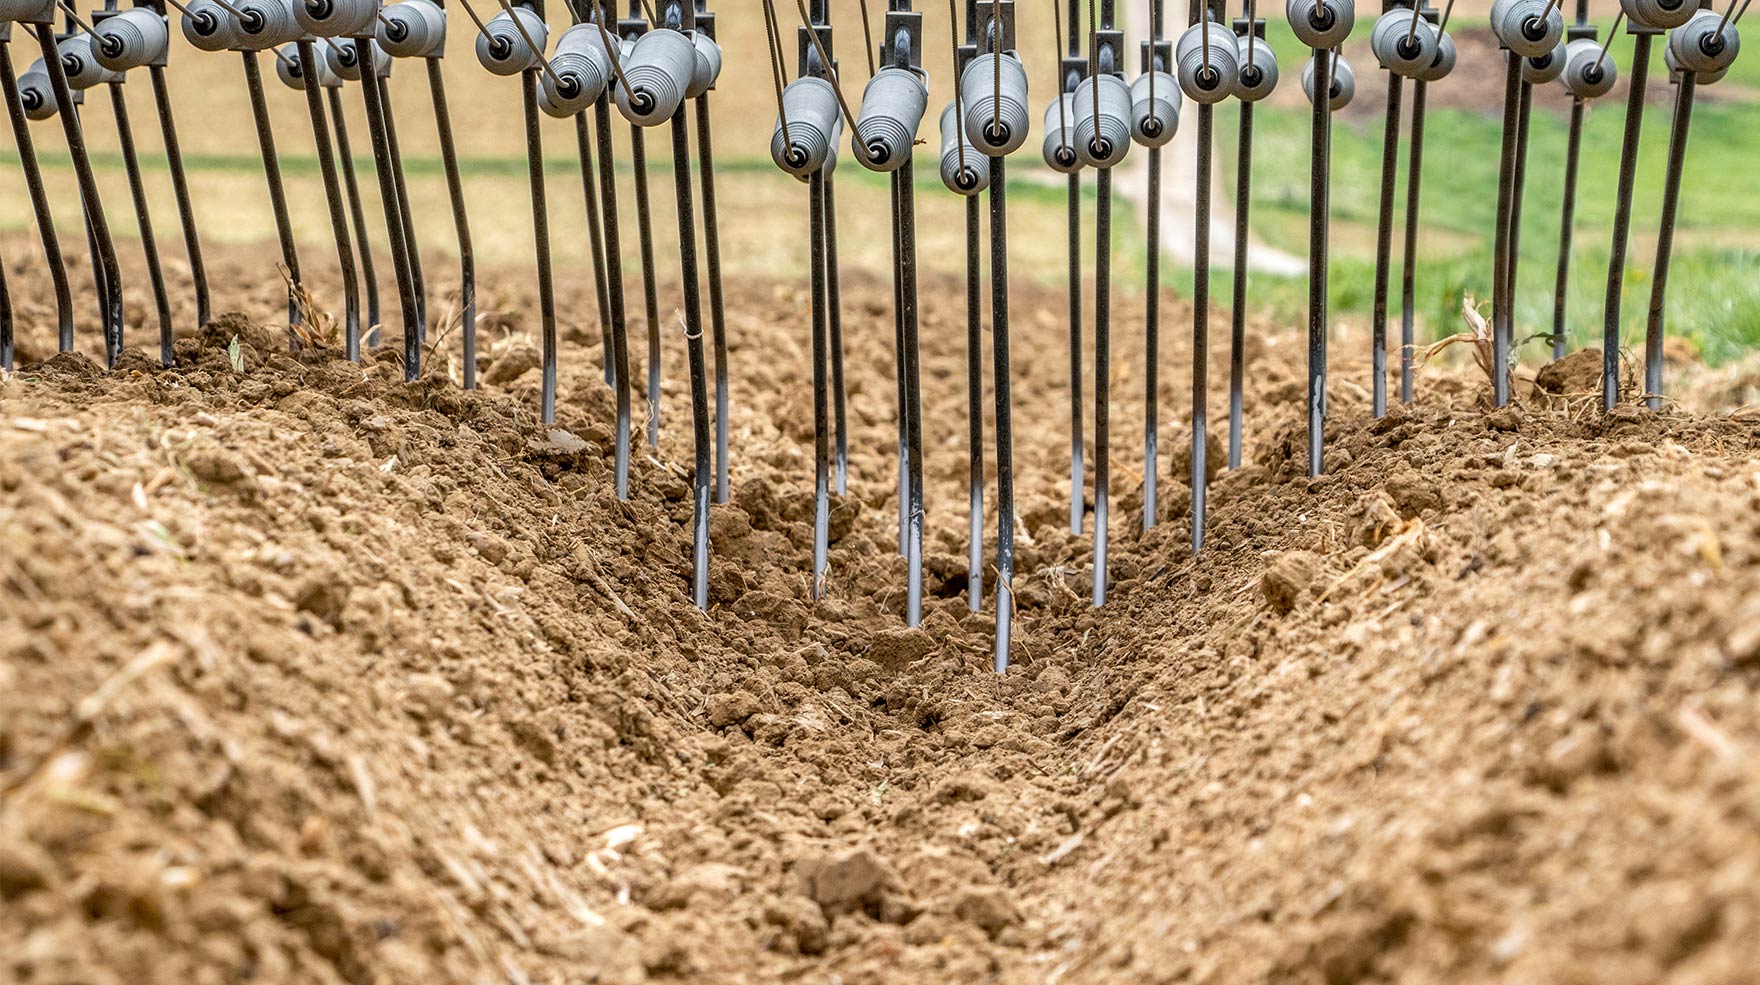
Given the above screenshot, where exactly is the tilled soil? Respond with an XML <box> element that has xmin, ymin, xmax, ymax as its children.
<box><xmin>4</xmin><ymin>238</ymin><xmax>1760</xmax><ymax>985</ymax></box>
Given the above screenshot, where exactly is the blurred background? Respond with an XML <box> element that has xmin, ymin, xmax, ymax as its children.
<box><xmin>1</xmin><ymin>0</ymin><xmax>1754</xmax><ymax>364</ymax></box>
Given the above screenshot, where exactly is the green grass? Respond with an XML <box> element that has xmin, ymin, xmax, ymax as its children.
<box><xmin>1183</xmin><ymin>85</ymin><xmax>1760</xmax><ymax>365</ymax></box>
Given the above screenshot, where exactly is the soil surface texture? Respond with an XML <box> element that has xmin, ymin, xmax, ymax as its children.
<box><xmin>4</xmin><ymin>239</ymin><xmax>1760</xmax><ymax>985</ymax></box>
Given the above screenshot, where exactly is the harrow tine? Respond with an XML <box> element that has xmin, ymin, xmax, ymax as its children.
<box><xmin>242</xmin><ymin>49</ymin><xmax>303</xmax><ymax>348</ymax></box>
<box><xmin>520</xmin><ymin>65</ymin><xmax>559</xmax><ymax>422</ymax></box>
<box><xmin>353</xmin><ymin>34</ymin><xmax>422</xmax><ymax>375</ymax></box>
<box><xmin>1141</xmin><ymin>3</ymin><xmax>1163</xmax><ymax>532</ymax></box>
<box><xmin>146</xmin><ymin>61</ymin><xmax>210</xmax><ymax>329</ymax></box>
<box><xmin>1603</xmin><ymin>29</ymin><xmax>1653</xmax><ymax>411</ymax></box>
<box><xmin>37</xmin><ymin>20</ymin><xmax>124</xmax><ymax>365</ymax></box>
<box><xmin>0</xmin><ymin>35</ymin><xmax>76</xmax><ymax>354</ymax></box>
<box><xmin>422</xmin><ymin>52</ymin><xmax>477</xmax><ymax>389</ymax></box>
<box><xmin>376</xmin><ymin>67</ymin><xmax>427</xmax><ymax>343</ymax></box>
<box><xmin>692</xmin><ymin>5</ymin><xmax>729</xmax><ymax>504</ymax></box>
<box><xmin>1554</xmin><ymin>91</ymin><xmax>1584</xmax><ymax>361</ymax></box>
<box><xmin>571</xmin><ymin>112</ymin><xmax>614</xmax><ymax>386</ymax></box>
<box><xmin>668</xmin><ymin>87</ymin><xmax>710</xmax><ymax>610</ymax></box>
<box><xmin>823</xmin><ymin>165</ymin><xmax>848</xmax><ymax>496</ymax></box>
<box><xmin>290</xmin><ymin>39</ymin><xmax>361</xmax><ymax>360</ymax></box>
<box><xmin>106</xmin><ymin>78</ymin><xmax>174</xmax><ymax>365</ymax></box>
<box><xmin>1400</xmin><ymin>76</ymin><xmax>1426</xmax><ymax>403</ymax></box>
<box><xmin>1645</xmin><ymin>53</ymin><xmax>1698</xmax><ymax>409</ymax></box>
<box><xmin>326</xmin><ymin>83</ymin><xmax>377</xmax><ymax>356</ymax></box>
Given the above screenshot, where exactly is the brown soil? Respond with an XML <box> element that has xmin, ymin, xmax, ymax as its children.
<box><xmin>4</xmin><ymin>236</ymin><xmax>1760</xmax><ymax>985</ymax></box>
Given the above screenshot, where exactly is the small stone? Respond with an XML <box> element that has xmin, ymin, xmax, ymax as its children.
<box><xmin>707</xmin><ymin>690</ymin><xmax>762</xmax><ymax>728</ymax></box>
<box><xmin>1486</xmin><ymin>406</ymin><xmax>1524</xmax><ymax>432</ymax></box>
<box><xmin>795</xmin><ymin>849</ymin><xmax>903</xmax><ymax>917</ymax></box>
<box><xmin>1535</xmin><ymin>348</ymin><xmax>1602</xmax><ymax>395</ymax></box>
<box><xmin>1262</xmin><ymin>551</ymin><xmax>1320</xmax><ymax>614</ymax></box>
<box><xmin>294</xmin><ymin>577</ymin><xmax>349</xmax><ymax>630</ymax></box>
<box><xmin>953</xmin><ymin>886</ymin><xmax>1020</xmax><ymax>939</ymax></box>
<box><xmin>0</xmin><ymin>841</ymin><xmax>54</xmax><ymax>899</ymax></box>
<box><xmin>184</xmin><ymin>447</ymin><xmax>250</xmax><ymax>486</ymax></box>
<box><xmin>403</xmin><ymin>673</ymin><xmax>454</xmax><ymax>721</ymax></box>
<box><xmin>764</xmin><ymin>896</ymin><xmax>830</xmax><ymax>955</ymax></box>
<box><xmin>482</xmin><ymin>346</ymin><xmax>540</xmax><ymax>386</ymax></box>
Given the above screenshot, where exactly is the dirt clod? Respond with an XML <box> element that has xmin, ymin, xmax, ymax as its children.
<box><xmin>1262</xmin><ymin>551</ymin><xmax>1321</xmax><ymax>613</ymax></box>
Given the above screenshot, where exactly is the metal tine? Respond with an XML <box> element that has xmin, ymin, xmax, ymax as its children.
<box><xmin>798</xmin><ymin>0</ymin><xmax>849</xmax><ymax>499</ymax></box>
<box><xmin>351</xmin><ymin>30</ymin><xmax>421</xmax><ymax>377</ymax></box>
<box><xmin>589</xmin><ymin>0</ymin><xmax>633</xmax><ymax>498</ymax></box>
<box><xmin>1229</xmin><ymin>0</ymin><xmax>1266</xmax><ymax>464</ymax></box>
<box><xmin>647</xmin><ymin>0</ymin><xmax>713</xmax><ymax>608</ymax></box>
<box><xmin>760</xmin><ymin>0</ymin><xmax>827</xmax><ymax>591</ymax></box>
<box><xmin>1602</xmin><ymin>14</ymin><xmax>1652</xmax><ymax>411</ymax></box>
<box><xmin>1057</xmin><ymin>0</ymin><xmax>1082</xmax><ymax>535</ymax></box>
<box><xmin>326</xmin><ymin>83</ymin><xmax>378</xmax><ymax>356</ymax></box>
<box><xmin>1646</xmin><ymin>0</ymin><xmax>1734</xmax><ymax>407</ymax></box>
<box><xmin>105</xmin><ymin>63</ymin><xmax>175</xmax><ymax>364</ymax></box>
<box><xmin>554</xmin><ymin>0</ymin><xmax>614</xmax><ymax>390</ymax></box>
<box><xmin>694</xmin><ymin>0</ymin><xmax>731</xmax><ymax>505</ymax></box>
<box><xmin>945</xmin><ymin>0</ymin><xmax>984</xmax><ymax>613</ymax></box>
<box><xmin>0</xmin><ymin>34</ymin><xmax>76</xmax><ymax>355</ymax></box>
<box><xmin>1086</xmin><ymin>0</ymin><xmax>1120</xmax><ymax>600</ymax></box>
<box><xmin>460</xmin><ymin>0</ymin><xmax>555</xmax><ymax>415</ymax></box>
<box><xmin>1286</xmin><ymin>0</ymin><xmax>1351</xmax><ymax>476</ymax></box>
<box><xmin>376</xmin><ymin>53</ymin><xmax>426</xmax><ymax>349</ymax></box>
<box><xmin>1399</xmin><ymin>3</ymin><xmax>1436</xmax><ymax>404</ymax></box>
<box><xmin>387</xmin><ymin>0</ymin><xmax>478</xmax><ymax>389</ymax></box>
<box><xmin>610</xmin><ymin>0</ymin><xmax>663</xmax><ymax>450</ymax></box>
<box><xmin>1551</xmin><ymin>0</ymin><xmax>1591</xmax><ymax>362</ymax></box>
<box><xmin>1141</xmin><ymin>0</ymin><xmax>1163</xmax><ymax>532</ymax></box>
<box><xmin>1370</xmin><ymin>2</ymin><xmax>1406</xmax><ymax>419</ymax></box>
<box><xmin>288</xmin><ymin>38</ymin><xmax>362</xmax><ymax>363</ymax></box>
<box><xmin>242</xmin><ymin>48</ymin><xmax>304</xmax><ymax>348</ymax></box>
<box><xmin>860</xmin><ymin>2</ymin><xmax>927</xmax><ymax>625</ymax></box>
<box><xmin>36</xmin><ymin>17</ymin><xmax>125</xmax><ymax>365</ymax></box>
<box><xmin>964</xmin><ymin>0</ymin><xmax>1018</xmax><ymax>673</ymax></box>
<box><xmin>1177</xmin><ymin>0</ymin><xmax>1231</xmax><ymax>554</ymax></box>
<box><xmin>0</xmin><ymin>249</ymin><xmax>10</xmax><ymax>371</ymax></box>
<box><xmin>142</xmin><ymin>6</ymin><xmax>210</xmax><ymax>330</ymax></box>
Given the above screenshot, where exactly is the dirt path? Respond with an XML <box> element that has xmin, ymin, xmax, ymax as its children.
<box><xmin>1117</xmin><ymin>2</ymin><xmax>1305</xmax><ymax>275</ymax></box>
<box><xmin>4</xmin><ymin>240</ymin><xmax>1760</xmax><ymax>985</ymax></box>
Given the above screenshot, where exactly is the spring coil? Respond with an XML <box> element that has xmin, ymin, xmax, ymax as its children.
<box><xmin>1489</xmin><ymin>0</ymin><xmax>1563</xmax><ymax>57</ymax></box>
<box><xmin>1559</xmin><ymin>36</ymin><xmax>1616</xmax><ymax>96</ymax></box>
<box><xmin>539</xmin><ymin>25</ymin><xmax>608</xmax><ymax>117</ymax></box>
<box><xmin>1622</xmin><ymin>0</ymin><xmax>1696</xmax><ymax>31</ymax></box>
<box><xmin>1522</xmin><ymin>45</ymin><xmax>1564</xmax><ymax>83</ymax></box>
<box><xmin>1072</xmin><ymin>73</ymin><xmax>1132</xmax><ymax>168</ymax></box>
<box><xmin>376</xmin><ymin>0</ymin><xmax>447</xmax><ymax>58</ymax></box>
<box><xmin>231</xmin><ymin>0</ymin><xmax>302</xmax><ymax>52</ymax></box>
<box><xmin>326</xmin><ymin>35</ymin><xmax>390</xmax><ymax>79</ymax></box>
<box><xmin>1302</xmin><ymin>51</ymin><xmax>1355</xmax><ymax>110</ymax></box>
<box><xmin>1412</xmin><ymin>30</ymin><xmax>1457</xmax><ymax>82</ymax></box>
<box><xmin>960</xmin><ymin>51</ymin><xmax>1029</xmax><ymax>155</ymax></box>
<box><xmin>17</xmin><ymin>59</ymin><xmax>56</xmax><ymax>120</ymax></box>
<box><xmin>615</xmin><ymin>28</ymin><xmax>693</xmax><ymax>125</ymax></box>
<box><xmin>93</xmin><ymin>8</ymin><xmax>169</xmax><ymax>72</ymax></box>
<box><xmin>1128</xmin><ymin>71</ymin><xmax>1179</xmax><ymax>146</ymax></box>
<box><xmin>1286</xmin><ymin>0</ymin><xmax>1355</xmax><ymax>49</ymax></box>
<box><xmin>275</xmin><ymin>41</ymin><xmax>341</xmax><ymax>88</ymax></box>
<box><xmin>688</xmin><ymin>30</ymin><xmax>721</xmax><ymax>97</ymax></box>
<box><xmin>295</xmin><ymin>0</ymin><xmax>378</xmax><ymax>40</ymax></box>
<box><xmin>1042</xmin><ymin>92</ymin><xmax>1082</xmax><ymax>170</ymax></box>
<box><xmin>770</xmin><ymin>74</ymin><xmax>839</xmax><ymax>178</ymax></box>
<box><xmin>1369</xmin><ymin>9</ymin><xmax>1440</xmax><ymax>77</ymax></box>
<box><xmin>854</xmin><ymin>66</ymin><xmax>927</xmax><ymax>172</ymax></box>
<box><xmin>1233</xmin><ymin>36</ymin><xmax>1279</xmax><ymax>100</ymax></box>
<box><xmin>475</xmin><ymin>6</ymin><xmax>546</xmax><ymax>76</ymax></box>
<box><xmin>1669</xmin><ymin>9</ymin><xmax>1740</xmax><ymax>75</ymax></box>
<box><xmin>180</xmin><ymin>0</ymin><xmax>242</xmax><ymax>52</ymax></box>
<box><xmin>58</xmin><ymin>35</ymin><xmax>119</xmax><ymax>89</ymax></box>
<box><xmin>1175</xmin><ymin>20</ymin><xmax>1240</xmax><ymax>103</ymax></box>
<box><xmin>939</xmin><ymin>99</ymin><xmax>989</xmax><ymax>194</ymax></box>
